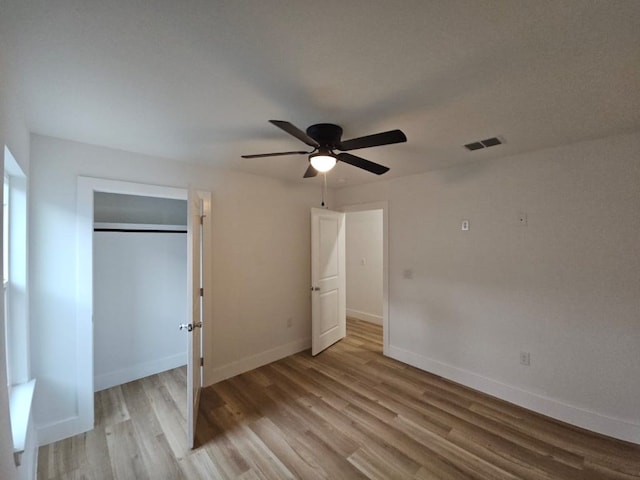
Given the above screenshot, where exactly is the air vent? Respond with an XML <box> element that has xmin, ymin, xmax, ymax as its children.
<box><xmin>464</xmin><ymin>142</ymin><xmax>484</xmax><ymax>151</ymax></box>
<box><xmin>464</xmin><ymin>136</ymin><xmax>503</xmax><ymax>151</ymax></box>
<box><xmin>481</xmin><ymin>137</ymin><xmax>502</xmax><ymax>147</ymax></box>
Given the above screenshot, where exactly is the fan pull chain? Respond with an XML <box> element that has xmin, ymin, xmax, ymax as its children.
<box><xmin>321</xmin><ymin>172</ymin><xmax>328</xmax><ymax>208</ymax></box>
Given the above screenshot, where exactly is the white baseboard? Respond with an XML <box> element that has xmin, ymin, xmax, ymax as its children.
<box><xmin>346</xmin><ymin>308</ymin><xmax>383</xmax><ymax>326</ymax></box>
<box><xmin>94</xmin><ymin>353</ymin><xmax>187</xmax><ymax>392</ymax></box>
<box><xmin>387</xmin><ymin>345</ymin><xmax>640</xmax><ymax>445</ymax></box>
<box><xmin>204</xmin><ymin>337</ymin><xmax>311</xmax><ymax>386</ymax></box>
<box><xmin>37</xmin><ymin>415</ymin><xmax>89</xmax><ymax>447</ymax></box>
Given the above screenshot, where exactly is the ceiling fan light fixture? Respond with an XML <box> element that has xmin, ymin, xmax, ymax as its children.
<box><xmin>309</xmin><ymin>151</ymin><xmax>337</xmax><ymax>172</ymax></box>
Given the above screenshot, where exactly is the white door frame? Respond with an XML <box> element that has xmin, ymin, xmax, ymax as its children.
<box><xmin>76</xmin><ymin>177</ymin><xmax>188</xmax><ymax>433</ymax></box>
<box><xmin>340</xmin><ymin>201</ymin><xmax>389</xmax><ymax>356</ymax></box>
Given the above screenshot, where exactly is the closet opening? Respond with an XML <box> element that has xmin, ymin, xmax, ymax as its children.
<box><xmin>92</xmin><ymin>192</ymin><xmax>188</xmax><ymax>391</ymax></box>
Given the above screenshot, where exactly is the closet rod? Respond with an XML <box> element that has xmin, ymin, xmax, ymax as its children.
<box><xmin>94</xmin><ymin>228</ymin><xmax>187</xmax><ymax>234</ymax></box>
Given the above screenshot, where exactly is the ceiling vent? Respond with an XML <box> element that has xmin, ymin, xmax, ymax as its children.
<box><xmin>464</xmin><ymin>136</ymin><xmax>503</xmax><ymax>151</ymax></box>
<box><xmin>464</xmin><ymin>141</ymin><xmax>484</xmax><ymax>151</ymax></box>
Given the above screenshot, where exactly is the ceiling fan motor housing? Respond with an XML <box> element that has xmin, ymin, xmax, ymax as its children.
<box><xmin>306</xmin><ymin>123</ymin><xmax>343</xmax><ymax>149</ymax></box>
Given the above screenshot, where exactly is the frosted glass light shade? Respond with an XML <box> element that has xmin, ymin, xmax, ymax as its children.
<box><xmin>309</xmin><ymin>154</ymin><xmax>337</xmax><ymax>172</ymax></box>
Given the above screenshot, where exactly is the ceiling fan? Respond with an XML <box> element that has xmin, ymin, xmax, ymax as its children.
<box><xmin>241</xmin><ymin>120</ymin><xmax>407</xmax><ymax>178</ymax></box>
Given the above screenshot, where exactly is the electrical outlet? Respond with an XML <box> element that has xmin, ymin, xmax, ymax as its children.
<box><xmin>520</xmin><ymin>351</ymin><xmax>530</xmax><ymax>366</ymax></box>
<box><xmin>461</xmin><ymin>219</ymin><xmax>470</xmax><ymax>231</ymax></box>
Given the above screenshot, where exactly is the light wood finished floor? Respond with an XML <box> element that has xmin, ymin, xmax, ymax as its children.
<box><xmin>39</xmin><ymin>319</ymin><xmax>640</xmax><ymax>479</ymax></box>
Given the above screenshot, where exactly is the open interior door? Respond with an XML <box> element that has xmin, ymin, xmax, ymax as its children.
<box><xmin>311</xmin><ymin>208</ymin><xmax>346</xmax><ymax>355</ymax></box>
<box><xmin>183</xmin><ymin>189</ymin><xmax>211</xmax><ymax>449</ymax></box>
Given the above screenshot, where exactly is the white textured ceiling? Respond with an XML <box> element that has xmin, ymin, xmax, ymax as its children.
<box><xmin>1</xmin><ymin>1</ymin><xmax>639</xmax><ymax>186</ymax></box>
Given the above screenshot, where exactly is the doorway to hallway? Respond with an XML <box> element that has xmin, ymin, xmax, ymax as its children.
<box><xmin>343</xmin><ymin>201</ymin><xmax>388</xmax><ymax>354</ymax></box>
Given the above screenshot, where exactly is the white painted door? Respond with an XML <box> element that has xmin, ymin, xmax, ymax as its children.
<box><xmin>311</xmin><ymin>208</ymin><xmax>346</xmax><ymax>355</ymax></box>
<box><xmin>185</xmin><ymin>189</ymin><xmax>211</xmax><ymax>449</ymax></box>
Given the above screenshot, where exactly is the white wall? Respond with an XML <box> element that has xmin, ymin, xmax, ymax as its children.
<box><xmin>346</xmin><ymin>210</ymin><xmax>383</xmax><ymax>325</ymax></box>
<box><xmin>29</xmin><ymin>134</ymin><xmax>330</xmax><ymax>445</ymax></box>
<box><xmin>335</xmin><ymin>132</ymin><xmax>640</xmax><ymax>444</ymax></box>
<box><xmin>93</xmin><ymin>230</ymin><xmax>187</xmax><ymax>391</ymax></box>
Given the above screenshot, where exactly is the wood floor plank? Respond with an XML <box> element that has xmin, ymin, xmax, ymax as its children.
<box><xmin>447</xmin><ymin>427</ymin><xmax>577</xmax><ymax>480</ymax></box>
<box><xmin>395</xmin><ymin>415</ymin><xmax>520</xmax><ymax>480</ymax></box>
<box><xmin>80</xmin><ymin>427</ymin><xmax>113</xmax><ymax>480</ymax></box>
<box><xmin>297</xmin><ymin>429</ymin><xmax>369</xmax><ymax>479</ymax></box>
<box><xmin>117</xmin><ymin>382</ymin><xmax>186</xmax><ymax>479</ymax></box>
<box><xmin>348</xmin><ymin>445</ymin><xmax>419</xmax><ymax>479</ymax></box>
<box><xmin>104</xmin><ymin>420</ymin><xmax>149</xmax><ymax>480</ymax></box>
<box><xmin>422</xmin><ymin>394</ymin><xmax>579</xmax><ymax>466</ymax></box>
<box><xmin>94</xmin><ymin>386</ymin><xmax>130</xmax><ymax>428</ymax></box>
<box><xmin>296</xmin><ymin>391</ymin><xmax>425</xmax><ymax>476</ymax></box>
<box><xmin>272</xmin><ymin>361</ymin><xmax>351</xmax><ymax>411</ymax></box>
<box><xmin>249</xmin><ymin>417</ymin><xmax>329</xmax><ymax>480</ymax></box>
<box><xmin>208</xmin><ymin>404</ymin><xmax>295</xmax><ymax>479</ymax></box>
<box><xmin>140</xmin><ymin>374</ymin><xmax>190</xmax><ymax>461</ymax></box>
<box><xmin>197</xmin><ymin>408</ymin><xmax>251</xmax><ymax>478</ymax></box>
<box><xmin>177</xmin><ymin>448</ymin><xmax>225</xmax><ymax>479</ymax></box>
<box><xmin>413</xmin><ymin>463</ymin><xmax>473</xmax><ymax>480</ymax></box>
<box><xmin>264</xmin><ymin>386</ymin><xmax>360</xmax><ymax>459</ymax></box>
<box><xmin>39</xmin><ymin>319</ymin><xmax>640</xmax><ymax>480</ymax></box>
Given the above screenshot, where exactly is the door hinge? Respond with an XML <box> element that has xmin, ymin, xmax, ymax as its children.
<box><xmin>200</xmin><ymin>357</ymin><xmax>204</xmax><ymax>367</ymax></box>
<box><xmin>199</xmin><ymin>287</ymin><xmax>204</xmax><ymax>296</ymax></box>
<box><xmin>200</xmin><ymin>215</ymin><xmax>205</xmax><ymax>225</ymax></box>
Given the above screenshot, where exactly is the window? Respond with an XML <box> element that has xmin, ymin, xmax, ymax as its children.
<box><xmin>3</xmin><ymin>174</ymin><xmax>10</xmax><ymax>387</ymax></box>
<box><xmin>4</xmin><ymin>146</ymin><xmax>35</xmax><ymax>468</ymax></box>
<box><xmin>3</xmin><ymin>175</ymin><xmax>8</xmax><ymax>284</ymax></box>
<box><xmin>3</xmin><ymin>146</ymin><xmax>28</xmax><ymax>388</ymax></box>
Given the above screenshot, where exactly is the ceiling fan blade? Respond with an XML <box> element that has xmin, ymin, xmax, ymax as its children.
<box><xmin>337</xmin><ymin>152</ymin><xmax>390</xmax><ymax>175</ymax></box>
<box><xmin>241</xmin><ymin>150</ymin><xmax>309</xmax><ymax>159</ymax></box>
<box><xmin>303</xmin><ymin>164</ymin><xmax>318</xmax><ymax>178</ymax></box>
<box><xmin>338</xmin><ymin>129</ymin><xmax>407</xmax><ymax>151</ymax></box>
<box><xmin>269</xmin><ymin>120</ymin><xmax>319</xmax><ymax>148</ymax></box>
<box><xmin>269</xmin><ymin>120</ymin><xmax>318</xmax><ymax>148</ymax></box>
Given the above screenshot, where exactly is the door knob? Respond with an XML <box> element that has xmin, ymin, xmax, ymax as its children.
<box><xmin>179</xmin><ymin>322</ymin><xmax>203</xmax><ymax>332</ymax></box>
